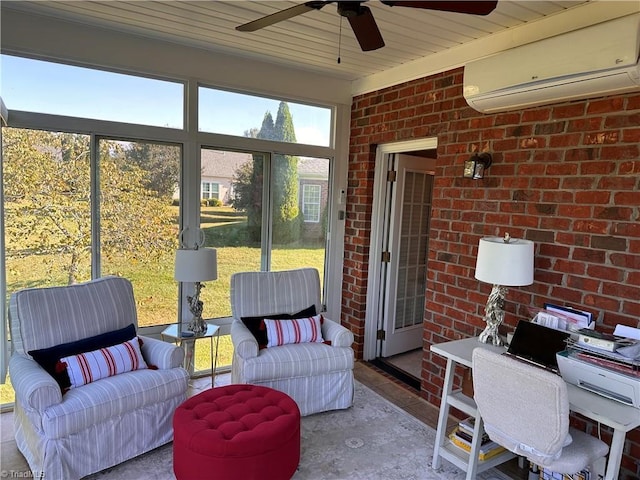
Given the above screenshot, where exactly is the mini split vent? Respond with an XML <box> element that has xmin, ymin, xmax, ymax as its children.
<box><xmin>463</xmin><ymin>14</ymin><xmax>640</xmax><ymax>113</ymax></box>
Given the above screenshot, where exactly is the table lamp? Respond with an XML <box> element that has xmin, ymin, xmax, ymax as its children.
<box><xmin>174</xmin><ymin>246</ymin><xmax>217</xmax><ymax>335</ymax></box>
<box><xmin>474</xmin><ymin>233</ymin><xmax>534</xmax><ymax>346</ymax></box>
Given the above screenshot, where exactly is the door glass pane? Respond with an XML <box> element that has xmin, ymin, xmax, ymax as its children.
<box><xmin>2</xmin><ymin>127</ymin><xmax>92</xmax><ymax>404</ymax></box>
<box><xmin>271</xmin><ymin>156</ymin><xmax>329</xmax><ymax>281</ymax></box>
<box><xmin>199</xmin><ymin>148</ymin><xmax>263</xmax><ymax>321</ymax></box>
<box><xmin>98</xmin><ymin>139</ymin><xmax>181</xmax><ymax>327</ymax></box>
<box><xmin>4</xmin><ymin>128</ymin><xmax>92</xmax><ymax>287</ymax></box>
<box><xmin>395</xmin><ymin>171</ymin><xmax>432</xmax><ymax>330</ymax></box>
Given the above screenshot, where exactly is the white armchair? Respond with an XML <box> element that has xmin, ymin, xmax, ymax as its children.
<box><xmin>230</xmin><ymin>268</ymin><xmax>354</xmax><ymax>416</ymax></box>
<box><xmin>8</xmin><ymin>276</ymin><xmax>189</xmax><ymax>480</ymax></box>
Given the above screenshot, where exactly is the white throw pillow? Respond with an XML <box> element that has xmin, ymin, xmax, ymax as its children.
<box><xmin>264</xmin><ymin>315</ymin><xmax>325</xmax><ymax>348</ymax></box>
<box><xmin>60</xmin><ymin>337</ymin><xmax>148</xmax><ymax>388</ymax></box>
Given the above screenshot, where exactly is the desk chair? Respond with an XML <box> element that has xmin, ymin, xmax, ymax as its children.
<box><xmin>472</xmin><ymin>348</ymin><xmax>608</xmax><ymax>475</ymax></box>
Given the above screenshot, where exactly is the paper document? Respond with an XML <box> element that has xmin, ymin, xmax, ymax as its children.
<box><xmin>613</xmin><ymin>324</ymin><xmax>640</xmax><ymax>341</ymax></box>
<box><xmin>543</xmin><ymin>303</ymin><xmax>593</xmax><ymax>330</ymax></box>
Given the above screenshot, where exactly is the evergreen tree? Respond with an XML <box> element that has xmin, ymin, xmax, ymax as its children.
<box><xmin>272</xmin><ymin>102</ymin><xmax>302</xmax><ymax>244</ymax></box>
<box><xmin>231</xmin><ymin>102</ymin><xmax>302</xmax><ymax>244</ymax></box>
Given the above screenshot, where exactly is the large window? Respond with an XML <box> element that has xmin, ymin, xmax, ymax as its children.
<box><xmin>2</xmin><ymin>132</ymin><xmax>181</xmax><ymax>327</ymax></box>
<box><xmin>1</xmin><ymin>55</ymin><xmax>183</xmax><ymax>129</ymax></box>
<box><xmin>1</xmin><ymin>54</ymin><xmax>337</xmax><ymax>403</ymax></box>
<box><xmin>3</xmin><ymin>128</ymin><xmax>92</xmax><ymax>289</ymax></box>
<box><xmin>199</xmin><ymin>87</ymin><xmax>332</xmax><ymax>147</ymax></box>
<box><xmin>271</xmin><ymin>156</ymin><xmax>329</xmax><ymax>275</ymax></box>
<box><xmin>99</xmin><ymin>139</ymin><xmax>181</xmax><ymax>327</ymax></box>
<box><xmin>198</xmin><ymin>148</ymin><xmax>330</xmax><ymax>318</ymax></box>
<box><xmin>2</xmin><ymin>128</ymin><xmax>93</xmax><ymax>405</ymax></box>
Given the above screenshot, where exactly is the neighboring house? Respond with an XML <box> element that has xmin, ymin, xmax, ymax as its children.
<box><xmin>297</xmin><ymin>157</ymin><xmax>329</xmax><ymax>239</ymax></box>
<box><xmin>200</xmin><ymin>149</ymin><xmax>249</xmax><ymax>205</ymax></box>
<box><xmin>177</xmin><ymin>149</ymin><xmax>329</xmax><ymax>239</ymax></box>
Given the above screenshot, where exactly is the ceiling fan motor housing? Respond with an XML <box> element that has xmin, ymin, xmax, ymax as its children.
<box><xmin>337</xmin><ymin>2</ymin><xmax>365</xmax><ymax>18</ymax></box>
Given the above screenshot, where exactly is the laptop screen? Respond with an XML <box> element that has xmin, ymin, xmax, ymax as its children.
<box><xmin>506</xmin><ymin>320</ymin><xmax>570</xmax><ymax>371</ymax></box>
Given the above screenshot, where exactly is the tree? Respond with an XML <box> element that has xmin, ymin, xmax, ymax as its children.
<box><xmin>243</xmin><ymin>127</ymin><xmax>259</xmax><ymax>139</ymax></box>
<box><xmin>231</xmin><ymin>102</ymin><xmax>302</xmax><ymax>244</ymax></box>
<box><xmin>228</xmin><ymin>159</ymin><xmax>262</xmax><ymax>243</ymax></box>
<box><xmin>272</xmin><ymin>102</ymin><xmax>302</xmax><ymax>244</ymax></box>
<box><xmin>124</xmin><ymin>141</ymin><xmax>180</xmax><ymax>198</ymax></box>
<box><xmin>3</xmin><ymin>128</ymin><xmax>176</xmax><ymax>285</ymax></box>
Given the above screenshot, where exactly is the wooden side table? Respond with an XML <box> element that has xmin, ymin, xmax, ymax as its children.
<box><xmin>162</xmin><ymin>323</ymin><xmax>220</xmax><ymax>388</ymax></box>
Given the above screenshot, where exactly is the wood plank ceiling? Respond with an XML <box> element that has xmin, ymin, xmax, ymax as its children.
<box><xmin>3</xmin><ymin>1</ymin><xmax>592</xmax><ymax>81</ymax></box>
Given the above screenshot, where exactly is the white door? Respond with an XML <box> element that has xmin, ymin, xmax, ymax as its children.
<box><xmin>380</xmin><ymin>154</ymin><xmax>434</xmax><ymax>357</ymax></box>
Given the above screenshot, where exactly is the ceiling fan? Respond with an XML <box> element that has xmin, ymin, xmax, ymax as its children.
<box><xmin>236</xmin><ymin>1</ymin><xmax>498</xmax><ymax>52</ymax></box>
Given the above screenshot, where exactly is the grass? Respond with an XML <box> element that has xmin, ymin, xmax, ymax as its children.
<box><xmin>1</xmin><ymin>205</ymin><xmax>325</xmax><ymax>404</ymax></box>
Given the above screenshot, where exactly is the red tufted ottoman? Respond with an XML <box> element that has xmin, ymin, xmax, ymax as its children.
<box><xmin>173</xmin><ymin>384</ymin><xmax>301</xmax><ymax>480</ymax></box>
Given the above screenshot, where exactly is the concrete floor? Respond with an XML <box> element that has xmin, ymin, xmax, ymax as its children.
<box><xmin>383</xmin><ymin>348</ymin><xmax>423</xmax><ymax>379</ymax></box>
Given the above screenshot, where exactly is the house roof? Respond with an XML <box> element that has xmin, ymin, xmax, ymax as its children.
<box><xmin>201</xmin><ymin>150</ymin><xmax>251</xmax><ymax>178</ymax></box>
<box><xmin>201</xmin><ymin>149</ymin><xmax>329</xmax><ymax>180</ymax></box>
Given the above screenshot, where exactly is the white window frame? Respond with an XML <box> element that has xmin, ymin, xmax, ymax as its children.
<box><xmin>201</xmin><ymin>181</ymin><xmax>219</xmax><ymax>200</ymax></box>
<box><xmin>302</xmin><ymin>184</ymin><xmax>322</xmax><ymax>223</ymax></box>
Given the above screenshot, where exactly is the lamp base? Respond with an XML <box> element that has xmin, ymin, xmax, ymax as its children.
<box><xmin>186</xmin><ymin>282</ymin><xmax>206</xmax><ymax>336</ymax></box>
<box><xmin>478</xmin><ymin>284</ymin><xmax>507</xmax><ymax>346</ymax></box>
<box><xmin>187</xmin><ymin>316</ymin><xmax>207</xmax><ymax>336</ymax></box>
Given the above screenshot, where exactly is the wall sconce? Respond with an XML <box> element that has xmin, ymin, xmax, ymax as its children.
<box><xmin>463</xmin><ymin>153</ymin><xmax>492</xmax><ymax>179</ymax></box>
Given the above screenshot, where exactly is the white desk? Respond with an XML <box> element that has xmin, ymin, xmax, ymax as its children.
<box><xmin>430</xmin><ymin>337</ymin><xmax>640</xmax><ymax>480</ymax></box>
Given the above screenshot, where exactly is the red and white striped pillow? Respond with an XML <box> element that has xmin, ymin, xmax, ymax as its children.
<box><xmin>59</xmin><ymin>337</ymin><xmax>148</xmax><ymax>388</ymax></box>
<box><xmin>264</xmin><ymin>315</ymin><xmax>325</xmax><ymax>348</ymax></box>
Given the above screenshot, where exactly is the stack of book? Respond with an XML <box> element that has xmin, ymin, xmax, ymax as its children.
<box><xmin>448</xmin><ymin>417</ymin><xmax>506</xmax><ymax>461</ymax></box>
<box><xmin>535</xmin><ymin>464</ymin><xmax>593</xmax><ymax>480</ymax></box>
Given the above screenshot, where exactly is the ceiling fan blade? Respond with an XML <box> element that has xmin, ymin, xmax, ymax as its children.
<box><xmin>347</xmin><ymin>6</ymin><xmax>385</xmax><ymax>51</ymax></box>
<box><xmin>236</xmin><ymin>2</ymin><xmax>327</xmax><ymax>32</ymax></box>
<box><xmin>381</xmin><ymin>1</ymin><xmax>498</xmax><ymax>16</ymax></box>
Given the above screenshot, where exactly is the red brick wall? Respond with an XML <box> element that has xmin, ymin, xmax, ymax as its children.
<box><xmin>344</xmin><ymin>67</ymin><xmax>640</xmax><ymax>479</ymax></box>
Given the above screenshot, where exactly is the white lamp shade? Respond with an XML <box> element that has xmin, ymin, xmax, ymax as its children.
<box><xmin>174</xmin><ymin>248</ymin><xmax>217</xmax><ymax>282</ymax></box>
<box><xmin>475</xmin><ymin>237</ymin><xmax>534</xmax><ymax>286</ymax></box>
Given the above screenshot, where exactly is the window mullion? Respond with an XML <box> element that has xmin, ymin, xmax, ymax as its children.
<box><xmin>91</xmin><ymin>134</ymin><xmax>101</xmax><ymax>279</ymax></box>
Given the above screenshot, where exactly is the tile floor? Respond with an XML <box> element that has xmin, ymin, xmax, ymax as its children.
<box><xmin>0</xmin><ymin>361</ymin><xmax>526</xmax><ymax>479</ymax></box>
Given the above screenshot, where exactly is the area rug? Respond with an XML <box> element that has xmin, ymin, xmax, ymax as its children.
<box><xmin>86</xmin><ymin>381</ymin><xmax>512</xmax><ymax>480</ymax></box>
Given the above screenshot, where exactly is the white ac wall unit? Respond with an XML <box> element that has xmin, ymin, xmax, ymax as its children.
<box><xmin>463</xmin><ymin>14</ymin><xmax>640</xmax><ymax>113</ymax></box>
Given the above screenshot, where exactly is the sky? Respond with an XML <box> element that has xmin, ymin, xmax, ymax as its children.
<box><xmin>0</xmin><ymin>55</ymin><xmax>331</xmax><ymax>147</ymax></box>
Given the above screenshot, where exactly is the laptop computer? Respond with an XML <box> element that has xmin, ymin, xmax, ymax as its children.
<box><xmin>505</xmin><ymin>320</ymin><xmax>571</xmax><ymax>373</ymax></box>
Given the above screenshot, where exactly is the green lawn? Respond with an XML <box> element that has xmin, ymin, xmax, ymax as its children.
<box><xmin>2</xmin><ymin>205</ymin><xmax>325</xmax><ymax>404</ymax></box>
